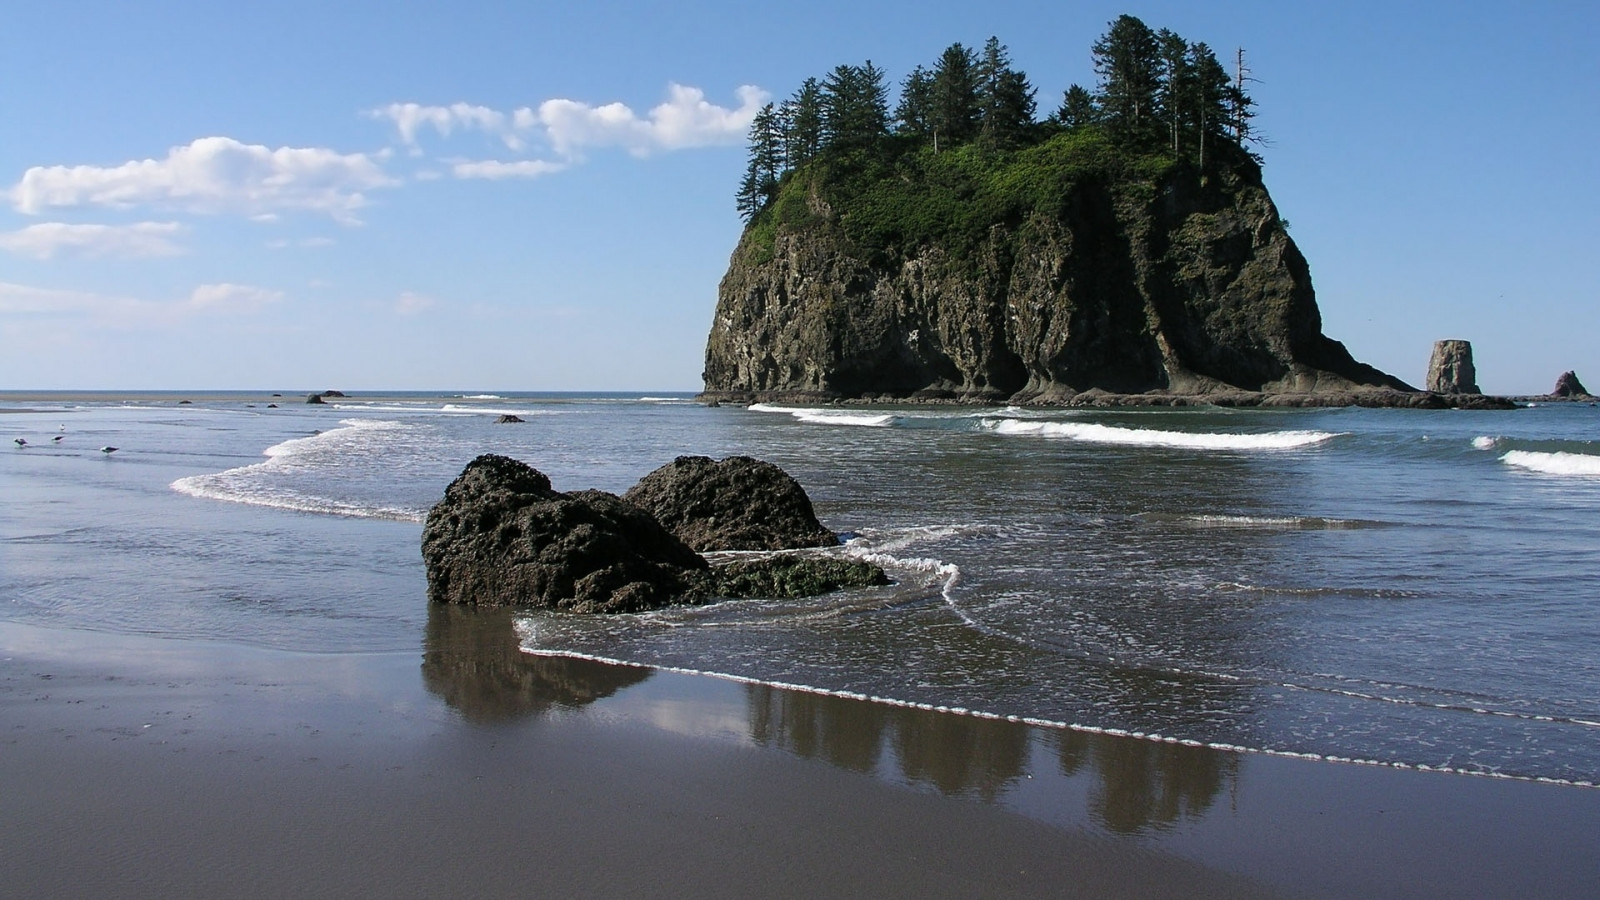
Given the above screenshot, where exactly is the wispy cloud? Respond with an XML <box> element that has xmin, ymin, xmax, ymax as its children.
<box><xmin>0</xmin><ymin>279</ymin><xmax>282</xmax><ymax>324</ymax></box>
<box><xmin>394</xmin><ymin>290</ymin><xmax>435</xmax><ymax>316</ymax></box>
<box><xmin>9</xmin><ymin>137</ymin><xmax>398</xmax><ymax>224</ymax></box>
<box><xmin>186</xmin><ymin>283</ymin><xmax>283</xmax><ymax>313</ymax></box>
<box><xmin>265</xmin><ymin>236</ymin><xmax>336</xmax><ymax>250</ymax></box>
<box><xmin>368</xmin><ymin>102</ymin><xmax>525</xmax><ymax>151</ymax></box>
<box><xmin>451</xmin><ymin>159</ymin><xmax>567</xmax><ymax>180</ymax></box>
<box><xmin>372</xmin><ymin>84</ymin><xmax>768</xmax><ymax>179</ymax></box>
<box><xmin>0</xmin><ymin>221</ymin><xmax>187</xmax><ymax>259</ymax></box>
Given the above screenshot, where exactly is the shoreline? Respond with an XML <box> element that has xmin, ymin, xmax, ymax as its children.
<box><xmin>699</xmin><ymin>388</ymin><xmax>1584</xmax><ymax>410</ymax></box>
<box><xmin>6</xmin><ymin>615</ymin><xmax>1598</xmax><ymax>899</ymax></box>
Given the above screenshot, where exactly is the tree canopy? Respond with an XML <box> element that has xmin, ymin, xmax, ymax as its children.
<box><xmin>738</xmin><ymin>16</ymin><xmax>1260</xmax><ymax>220</ymax></box>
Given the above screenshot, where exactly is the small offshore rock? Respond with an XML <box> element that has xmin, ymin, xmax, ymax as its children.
<box><xmin>306</xmin><ymin>393</ymin><xmax>325</xmax><ymax>404</ymax></box>
<box><xmin>1553</xmin><ymin>371</ymin><xmax>1590</xmax><ymax>398</ymax></box>
<box><xmin>495</xmin><ymin>414</ymin><xmax>525</xmax><ymax>423</ymax></box>
<box><xmin>623</xmin><ymin>455</ymin><xmax>839</xmax><ymax>552</ymax></box>
<box><xmin>322</xmin><ymin>389</ymin><xmax>347</xmax><ymax>398</ymax></box>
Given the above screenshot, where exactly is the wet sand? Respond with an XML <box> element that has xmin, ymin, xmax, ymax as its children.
<box><xmin>3</xmin><ymin>615</ymin><xmax>1597</xmax><ymax>899</ymax></box>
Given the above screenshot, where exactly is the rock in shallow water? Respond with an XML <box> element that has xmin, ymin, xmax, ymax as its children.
<box><xmin>623</xmin><ymin>455</ymin><xmax>839</xmax><ymax>552</ymax></box>
<box><xmin>1426</xmin><ymin>340</ymin><xmax>1480</xmax><ymax>394</ymax></box>
<box><xmin>1553</xmin><ymin>371</ymin><xmax>1590</xmax><ymax>398</ymax></box>
<box><xmin>422</xmin><ymin>454</ymin><xmax>885</xmax><ymax>612</ymax></box>
<box><xmin>684</xmin><ymin>555</ymin><xmax>889</xmax><ymax>601</ymax></box>
<box><xmin>422</xmin><ymin>454</ymin><xmax>705</xmax><ymax>613</ymax></box>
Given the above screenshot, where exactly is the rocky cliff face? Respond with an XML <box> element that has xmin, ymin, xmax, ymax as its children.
<box><xmin>703</xmin><ymin>162</ymin><xmax>1411</xmax><ymax>403</ymax></box>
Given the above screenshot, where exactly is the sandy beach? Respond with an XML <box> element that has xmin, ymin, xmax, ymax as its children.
<box><xmin>4</xmin><ymin>611</ymin><xmax>1596</xmax><ymax>900</ymax></box>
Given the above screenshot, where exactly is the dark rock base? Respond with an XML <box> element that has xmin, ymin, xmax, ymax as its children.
<box><xmin>697</xmin><ymin>388</ymin><xmax>1519</xmax><ymax>410</ymax></box>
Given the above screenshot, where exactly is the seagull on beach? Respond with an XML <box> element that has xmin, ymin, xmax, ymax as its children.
<box><xmin>100</xmin><ymin>446</ymin><xmax>118</xmax><ymax>454</ymax></box>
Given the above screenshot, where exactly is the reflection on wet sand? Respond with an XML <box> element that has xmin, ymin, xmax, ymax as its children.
<box><xmin>421</xmin><ymin>604</ymin><xmax>651</xmax><ymax>722</ymax></box>
<box><xmin>424</xmin><ymin>606</ymin><xmax>1235</xmax><ymax>834</ymax></box>
<box><xmin>747</xmin><ymin>683</ymin><xmax>1234</xmax><ymax>829</ymax></box>
<box><xmin>1057</xmin><ymin>729</ymin><xmax>1236</xmax><ymax>833</ymax></box>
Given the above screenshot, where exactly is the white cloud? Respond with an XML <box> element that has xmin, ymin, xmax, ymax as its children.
<box><xmin>187</xmin><ymin>282</ymin><xmax>282</xmax><ymax>313</ymax></box>
<box><xmin>369</xmin><ymin>102</ymin><xmax>525</xmax><ymax>151</ymax></box>
<box><xmin>646</xmin><ymin>84</ymin><xmax>770</xmax><ymax>151</ymax></box>
<box><xmin>537</xmin><ymin>84</ymin><xmax>767</xmax><ymax>156</ymax></box>
<box><xmin>266</xmin><ymin>236</ymin><xmax>336</xmax><ymax>250</ymax></box>
<box><xmin>0</xmin><ymin>279</ymin><xmax>282</xmax><ymax>324</ymax></box>
<box><xmin>0</xmin><ymin>281</ymin><xmax>139</xmax><ymax>316</ymax></box>
<box><xmin>374</xmin><ymin>84</ymin><xmax>768</xmax><ymax>163</ymax></box>
<box><xmin>394</xmin><ymin>291</ymin><xmax>435</xmax><ymax>316</ymax></box>
<box><xmin>451</xmin><ymin>158</ymin><xmax>567</xmax><ymax>180</ymax></box>
<box><xmin>0</xmin><ymin>221</ymin><xmax>186</xmax><ymax>259</ymax></box>
<box><xmin>10</xmin><ymin>137</ymin><xmax>398</xmax><ymax>224</ymax></box>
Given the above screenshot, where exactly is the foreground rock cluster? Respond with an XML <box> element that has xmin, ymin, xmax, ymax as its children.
<box><xmin>422</xmin><ymin>454</ymin><xmax>886</xmax><ymax>613</ymax></box>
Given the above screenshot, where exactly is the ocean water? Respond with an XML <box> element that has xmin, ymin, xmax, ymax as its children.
<box><xmin>3</xmin><ymin>390</ymin><xmax>1598</xmax><ymax>786</ymax></box>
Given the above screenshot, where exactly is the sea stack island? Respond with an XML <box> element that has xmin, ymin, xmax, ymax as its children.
<box><xmin>701</xmin><ymin>19</ymin><xmax>1509</xmax><ymax>409</ymax></box>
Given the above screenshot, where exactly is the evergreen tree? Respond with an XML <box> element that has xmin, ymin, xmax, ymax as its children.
<box><xmin>976</xmin><ymin>36</ymin><xmax>1036</xmax><ymax>148</ymax></box>
<box><xmin>1155</xmin><ymin>28</ymin><xmax>1193</xmax><ymax>157</ymax></box>
<box><xmin>858</xmin><ymin>60</ymin><xmax>892</xmax><ymax>143</ymax></box>
<box><xmin>895</xmin><ymin>65</ymin><xmax>934</xmax><ymax>137</ymax></box>
<box><xmin>782</xmin><ymin>78</ymin><xmax>824</xmax><ymax>166</ymax></box>
<box><xmin>735</xmin><ymin>165</ymin><xmax>764</xmax><ymax>221</ymax></box>
<box><xmin>736</xmin><ymin>103</ymin><xmax>785</xmax><ymax>220</ymax></box>
<box><xmin>1188</xmin><ymin>43</ymin><xmax>1231</xmax><ymax>169</ymax></box>
<box><xmin>821</xmin><ymin>61</ymin><xmax>890</xmax><ymax>151</ymax></box>
<box><xmin>1054</xmin><ymin>84</ymin><xmax>1097</xmax><ymax>129</ymax></box>
<box><xmin>929</xmin><ymin>42</ymin><xmax>981</xmax><ymax>152</ymax></box>
<box><xmin>1091</xmin><ymin>14</ymin><xmax>1161</xmax><ymax>147</ymax></box>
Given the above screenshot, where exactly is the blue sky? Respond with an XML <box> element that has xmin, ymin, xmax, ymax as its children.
<box><xmin>2</xmin><ymin>1</ymin><xmax>1594</xmax><ymax>393</ymax></box>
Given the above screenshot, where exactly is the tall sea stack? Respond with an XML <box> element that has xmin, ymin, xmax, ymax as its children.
<box><xmin>703</xmin><ymin>143</ymin><xmax>1411</xmax><ymax>404</ymax></box>
<box><xmin>1426</xmin><ymin>340</ymin><xmax>1480</xmax><ymax>395</ymax></box>
<box><xmin>703</xmin><ymin>21</ymin><xmax>1421</xmax><ymax>406</ymax></box>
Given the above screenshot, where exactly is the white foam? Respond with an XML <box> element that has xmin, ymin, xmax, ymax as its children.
<box><xmin>1501</xmin><ymin>450</ymin><xmax>1600</xmax><ymax>477</ymax></box>
<box><xmin>171</xmin><ymin>418</ymin><xmax>426</xmax><ymax>521</ymax></box>
<box><xmin>747</xmin><ymin>403</ymin><xmax>896</xmax><ymax>427</ymax></box>
<box><xmin>1186</xmin><ymin>514</ymin><xmax>1372</xmax><ymax>530</ymax></box>
<box><xmin>438</xmin><ymin>404</ymin><xmax>554</xmax><ymax>416</ymax></box>
<box><xmin>983</xmin><ymin>418</ymin><xmax>1340</xmax><ymax>450</ymax></box>
<box><xmin>1472</xmin><ymin>435</ymin><xmax>1498</xmax><ymax>450</ymax></box>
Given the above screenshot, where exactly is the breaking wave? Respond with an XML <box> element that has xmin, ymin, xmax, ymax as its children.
<box><xmin>982</xmin><ymin>418</ymin><xmax>1340</xmax><ymax>450</ymax></box>
<box><xmin>1501</xmin><ymin>450</ymin><xmax>1600</xmax><ymax>477</ymax></box>
<box><xmin>748</xmin><ymin>404</ymin><xmax>896</xmax><ymax>427</ymax></box>
<box><xmin>171</xmin><ymin>419</ymin><xmax>427</xmax><ymax>521</ymax></box>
